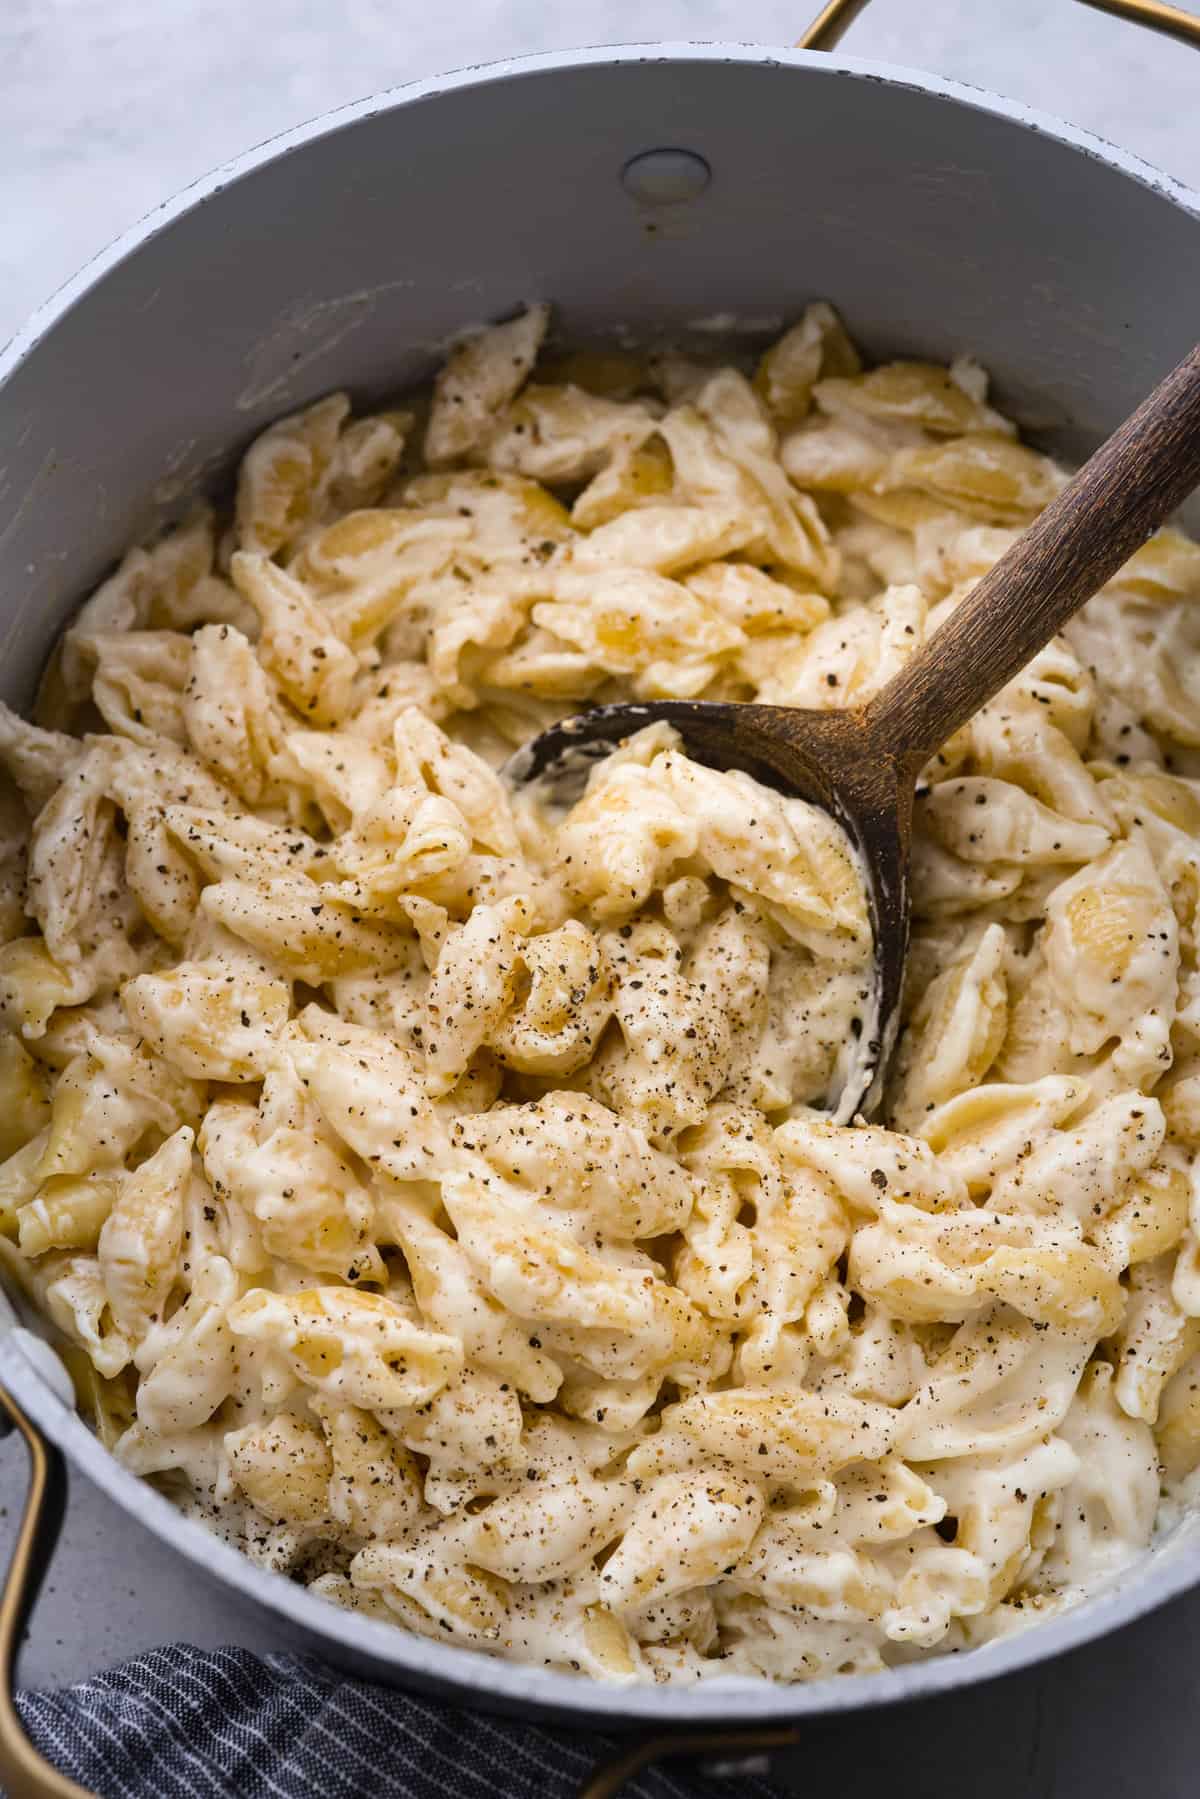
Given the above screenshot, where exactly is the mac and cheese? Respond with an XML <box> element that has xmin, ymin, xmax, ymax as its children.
<box><xmin>0</xmin><ymin>302</ymin><xmax>1197</xmax><ymax>1685</ymax></box>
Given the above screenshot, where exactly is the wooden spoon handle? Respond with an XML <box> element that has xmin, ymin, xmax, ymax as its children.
<box><xmin>862</xmin><ymin>342</ymin><xmax>1200</xmax><ymax>773</ymax></box>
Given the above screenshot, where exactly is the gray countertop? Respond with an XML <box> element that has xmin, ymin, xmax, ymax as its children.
<box><xmin>2</xmin><ymin>0</ymin><xmax>1200</xmax><ymax>1792</ymax></box>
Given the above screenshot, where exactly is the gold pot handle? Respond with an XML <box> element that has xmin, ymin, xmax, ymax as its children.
<box><xmin>578</xmin><ymin>1727</ymin><xmax>800</xmax><ymax>1799</ymax></box>
<box><xmin>0</xmin><ymin>1382</ymin><xmax>94</xmax><ymax>1799</ymax></box>
<box><xmin>801</xmin><ymin>0</ymin><xmax>1200</xmax><ymax>50</ymax></box>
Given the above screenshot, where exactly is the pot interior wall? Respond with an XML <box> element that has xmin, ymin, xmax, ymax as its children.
<box><xmin>2</xmin><ymin>52</ymin><xmax>1199</xmax><ymax>714</ymax></box>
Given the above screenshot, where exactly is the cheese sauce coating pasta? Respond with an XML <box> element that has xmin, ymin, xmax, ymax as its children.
<box><xmin>1</xmin><ymin>302</ymin><xmax>1198</xmax><ymax>1684</ymax></box>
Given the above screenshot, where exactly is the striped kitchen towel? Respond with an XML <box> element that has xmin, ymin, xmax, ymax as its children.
<box><xmin>17</xmin><ymin>1644</ymin><xmax>783</xmax><ymax>1798</ymax></box>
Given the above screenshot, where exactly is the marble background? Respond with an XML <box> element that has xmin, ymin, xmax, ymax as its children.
<box><xmin>2</xmin><ymin>2</ymin><xmax>1200</xmax><ymax>1793</ymax></box>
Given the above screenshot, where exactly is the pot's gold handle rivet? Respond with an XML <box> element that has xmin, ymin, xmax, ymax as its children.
<box><xmin>620</xmin><ymin>149</ymin><xmax>712</xmax><ymax>204</ymax></box>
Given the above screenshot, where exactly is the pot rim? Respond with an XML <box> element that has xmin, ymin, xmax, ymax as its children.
<box><xmin>8</xmin><ymin>1325</ymin><xmax>1200</xmax><ymax>1726</ymax></box>
<box><xmin>4</xmin><ymin>39</ymin><xmax>1200</xmax><ymax>1725</ymax></box>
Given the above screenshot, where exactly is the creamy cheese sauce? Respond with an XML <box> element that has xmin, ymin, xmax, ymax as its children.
<box><xmin>0</xmin><ymin>302</ymin><xmax>1195</xmax><ymax>1684</ymax></box>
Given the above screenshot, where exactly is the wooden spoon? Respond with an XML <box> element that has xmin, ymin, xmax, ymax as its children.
<box><xmin>510</xmin><ymin>345</ymin><xmax>1200</xmax><ymax>1119</ymax></box>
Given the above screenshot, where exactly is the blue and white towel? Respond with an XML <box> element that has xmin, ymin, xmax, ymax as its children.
<box><xmin>17</xmin><ymin>1645</ymin><xmax>783</xmax><ymax>1798</ymax></box>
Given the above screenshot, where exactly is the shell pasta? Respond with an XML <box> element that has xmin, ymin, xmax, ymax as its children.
<box><xmin>0</xmin><ymin>302</ymin><xmax>1197</xmax><ymax>1684</ymax></box>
